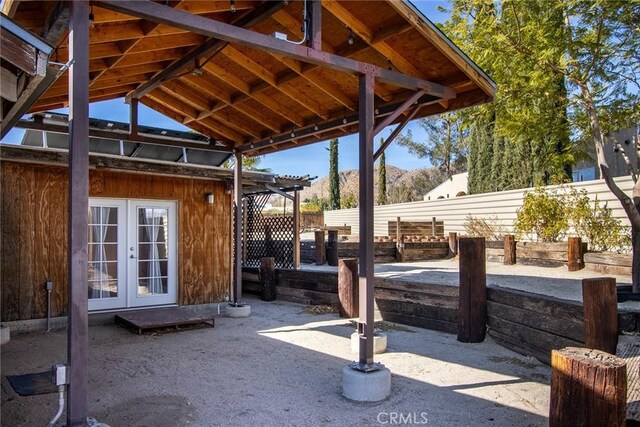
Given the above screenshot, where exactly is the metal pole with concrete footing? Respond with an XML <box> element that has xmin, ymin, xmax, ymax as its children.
<box><xmin>342</xmin><ymin>71</ymin><xmax>390</xmax><ymax>402</ymax></box>
<box><xmin>227</xmin><ymin>152</ymin><xmax>251</xmax><ymax>318</ymax></box>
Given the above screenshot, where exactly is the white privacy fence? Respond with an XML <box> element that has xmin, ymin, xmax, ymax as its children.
<box><xmin>323</xmin><ymin>176</ymin><xmax>635</xmax><ymax>237</ymax></box>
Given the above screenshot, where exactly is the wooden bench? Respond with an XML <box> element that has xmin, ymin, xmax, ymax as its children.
<box><xmin>388</xmin><ymin>219</ymin><xmax>444</xmax><ymax>237</ymax></box>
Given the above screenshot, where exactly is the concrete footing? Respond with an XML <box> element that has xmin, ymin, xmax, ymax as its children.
<box><xmin>342</xmin><ymin>365</ymin><xmax>391</xmax><ymax>402</ymax></box>
<box><xmin>1</xmin><ymin>325</ymin><xmax>9</xmax><ymax>345</ymax></box>
<box><xmin>351</xmin><ymin>332</ymin><xmax>387</xmax><ymax>354</ymax></box>
<box><xmin>226</xmin><ymin>304</ymin><xmax>251</xmax><ymax>318</ymax></box>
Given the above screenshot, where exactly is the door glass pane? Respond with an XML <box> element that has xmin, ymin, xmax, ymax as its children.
<box><xmin>137</xmin><ymin>207</ymin><xmax>169</xmax><ymax>296</ymax></box>
<box><xmin>88</xmin><ymin>206</ymin><xmax>119</xmax><ymax>300</ymax></box>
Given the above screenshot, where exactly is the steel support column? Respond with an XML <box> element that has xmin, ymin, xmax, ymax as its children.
<box><xmin>233</xmin><ymin>152</ymin><xmax>243</xmax><ymax>303</ymax></box>
<box><xmin>293</xmin><ymin>190</ymin><xmax>300</xmax><ymax>269</ymax></box>
<box><xmin>67</xmin><ymin>1</ymin><xmax>89</xmax><ymax>425</ymax></box>
<box><xmin>358</xmin><ymin>71</ymin><xmax>375</xmax><ymax>366</ymax></box>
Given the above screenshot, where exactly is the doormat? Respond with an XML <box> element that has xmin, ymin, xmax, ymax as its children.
<box><xmin>7</xmin><ymin>371</ymin><xmax>57</xmax><ymax>396</ymax></box>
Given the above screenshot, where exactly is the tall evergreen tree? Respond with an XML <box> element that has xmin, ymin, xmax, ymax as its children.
<box><xmin>447</xmin><ymin>0</ymin><xmax>640</xmax><ymax>287</ymax></box>
<box><xmin>328</xmin><ymin>138</ymin><xmax>341</xmax><ymax>210</ymax></box>
<box><xmin>378</xmin><ymin>147</ymin><xmax>387</xmax><ymax>205</ymax></box>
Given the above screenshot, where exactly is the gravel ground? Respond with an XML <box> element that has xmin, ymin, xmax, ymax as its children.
<box><xmin>1</xmin><ymin>297</ymin><xmax>550</xmax><ymax>427</ymax></box>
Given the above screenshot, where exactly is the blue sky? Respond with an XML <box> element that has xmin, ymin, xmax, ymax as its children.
<box><xmin>1</xmin><ymin>1</ymin><xmax>450</xmax><ymax>179</ymax></box>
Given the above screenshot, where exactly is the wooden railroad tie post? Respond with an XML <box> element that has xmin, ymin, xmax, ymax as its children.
<box><xmin>338</xmin><ymin>258</ymin><xmax>359</xmax><ymax>318</ymax></box>
<box><xmin>568</xmin><ymin>236</ymin><xmax>584</xmax><ymax>271</ymax></box>
<box><xmin>449</xmin><ymin>232</ymin><xmax>458</xmax><ymax>257</ymax></box>
<box><xmin>458</xmin><ymin>237</ymin><xmax>486</xmax><ymax>343</ymax></box>
<box><xmin>431</xmin><ymin>216</ymin><xmax>437</xmax><ymax>236</ymax></box>
<box><xmin>396</xmin><ymin>216</ymin><xmax>404</xmax><ymax>262</ymax></box>
<box><xmin>326</xmin><ymin>229</ymin><xmax>338</xmax><ymax>266</ymax></box>
<box><xmin>314</xmin><ymin>230</ymin><xmax>326</xmax><ymax>265</ymax></box>
<box><xmin>260</xmin><ymin>257</ymin><xmax>276</xmax><ymax>301</ymax></box>
<box><xmin>582</xmin><ymin>277</ymin><xmax>618</xmax><ymax>354</ymax></box>
<box><xmin>550</xmin><ymin>347</ymin><xmax>626</xmax><ymax>427</ymax></box>
<box><xmin>504</xmin><ymin>234</ymin><xmax>516</xmax><ymax>265</ymax></box>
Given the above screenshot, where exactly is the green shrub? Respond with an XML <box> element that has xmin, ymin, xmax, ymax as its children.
<box><xmin>514</xmin><ymin>187</ymin><xmax>568</xmax><ymax>242</ymax></box>
<box><xmin>566</xmin><ymin>188</ymin><xmax>631</xmax><ymax>253</ymax></box>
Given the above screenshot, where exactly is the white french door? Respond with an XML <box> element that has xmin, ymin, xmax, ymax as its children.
<box><xmin>88</xmin><ymin>199</ymin><xmax>177</xmax><ymax>311</ymax></box>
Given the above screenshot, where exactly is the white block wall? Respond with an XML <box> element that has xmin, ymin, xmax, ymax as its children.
<box><xmin>324</xmin><ymin>176</ymin><xmax>635</xmax><ymax>237</ymax></box>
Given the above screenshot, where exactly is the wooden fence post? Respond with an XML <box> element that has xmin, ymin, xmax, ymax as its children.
<box><xmin>431</xmin><ymin>216</ymin><xmax>437</xmax><ymax>236</ymax></box>
<box><xmin>582</xmin><ymin>277</ymin><xmax>618</xmax><ymax>354</ymax></box>
<box><xmin>449</xmin><ymin>232</ymin><xmax>458</xmax><ymax>257</ymax></box>
<box><xmin>568</xmin><ymin>237</ymin><xmax>584</xmax><ymax>271</ymax></box>
<box><xmin>326</xmin><ymin>229</ymin><xmax>339</xmax><ymax>266</ymax></box>
<box><xmin>260</xmin><ymin>257</ymin><xmax>276</xmax><ymax>301</ymax></box>
<box><xmin>396</xmin><ymin>234</ymin><xmax>405</xmax><ymax>262</ymax></box>
<box><xmin>314</xmin><ymin>230</ymin><xmax>326</xmax><ymax>265</ymax></box>
<box><xmin>504</xmin><ymin>234</ymin><xmax>516</xmax><ymax>265</ymax></box>
<box><xmin>458</xmin><ymin>237</ymin><xmax>486</xmax><ymax>343</ymax></box>
<box><xmin>338</xmin><ymin>258</ymin><xmax>359</xmax><ymax>318</ymax></box>
<box><xmin>550</xmin><ymin>347</ymin><xmax>626</xmax><ymax>427</ymax></box>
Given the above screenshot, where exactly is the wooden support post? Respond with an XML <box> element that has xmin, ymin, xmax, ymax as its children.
<box><xmin>582</xmin><ymin>277</ymin><xmax>618</xmax><ymax>354</ymax></box>
<box><xmin>568</xmin><ymin>236</ymin><xmax>584</xmax><ymax>271</ymax></box>
<box><xmin>550</xmin><ymin>347</ymin><xmax>626</xmax><ymax>427</ymax></box>
<box><xmin>396</xmin><ymin>234</ymin><xmax>405</xmax><ymax>262</ymax></box>
<box><xmin>431</xmin><ymin>216</ymin><xmax>437</xmax><ymax>236</ymax></box>
<box><xmin>395</xmin><ymin>217</ymin><xmax>404</xmax><ymax>262</ymax></box>
<box><xmin>458</xmin><ymin>237</ymin><xmax>486</xmax><ymax>343</ymax></box>
<box><xmin>314</xmin><ymin>230</ymin><xmax>326</xmax><ymax>265</ymax></box>
<box><xmin>293</xmin><ymin>190</ymin><xmax>300</xmax><ymax>269</ymax></box>
<box><xmin>326</xmin><ymin>229</ymin><xmax>338</xmax><ymax>267</ymax></box>
<box><xmin>129</xmin><ymin>97</ymin><xmax>138</xmax><ymax>137</ymax></box>
<box><xmin>67</xmin><ymin>1</ymin><xmax>89</xmax><ymax>425</ymax></box>
<box><xmin>308</xmin><ymin>0</ymin><xmax>322</xmax><ymax>51</ymax></box>
<box><xmin>504</xmin><ymin>234</ymin><xmax>516</xmax><ymax>265</ymax></box>
<box><xmin>338</xmin><ymin>258</ymin><xmax>359</xmax><ymax>318</ymax></box>
<box><xmin>357</xmin><ymin>71</ymin><xmax>375</xmax><ymax>366</ymax></box>
<box><xmin>260</xmin><ymin>257</ymin><xmax>276</xmax><ymax>301</ymax></box>
<box><xmin>449</xmin><ymin>232</ymin><xmax>458</xmax><ymax>257</ymax></box>
<box><xmin>233</xmin><ymin>152</ymin><xmax>243</xmax><ymax>303</ymax></box>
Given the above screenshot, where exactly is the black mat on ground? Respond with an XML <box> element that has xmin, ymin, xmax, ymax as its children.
<box><xmin>6</xmin><ymin>371</ymin><xmax>57</xmax><ymax>396</ymax></box>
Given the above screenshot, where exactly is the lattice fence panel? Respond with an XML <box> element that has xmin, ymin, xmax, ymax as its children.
<box><xmin>242</xmin><ymin>193</ymin><xmax>294</xmax><ymax>269</ymax></box>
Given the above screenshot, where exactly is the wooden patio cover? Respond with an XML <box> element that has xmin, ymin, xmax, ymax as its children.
<box><xmin>3</xmin><ymin>2</ymin><xmax>495</xmax><ymax>425</ymax></box>
<box><xmin>5</xmin><ymin>0</ymin><xmax>494</xmax><ymax>155</ymax></box>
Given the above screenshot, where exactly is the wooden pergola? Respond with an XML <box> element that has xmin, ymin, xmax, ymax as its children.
<box><xmin>3</xmin><ymin>1</ymin><xmax>495</xmax><ymax>425</ymax></box>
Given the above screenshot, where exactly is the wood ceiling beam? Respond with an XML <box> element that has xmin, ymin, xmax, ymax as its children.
<box><xmin>37</xmin><ymin>85</ymin><xmax>139</xmax><ymax>106</ymax></box>
<box><xmin>238</xmin><ymin>95</ymin><xmax>442</xmax><ymax>154</ymax></box>
<box><xmin>145</xmin><ymin>91</ymin><xmax>245</xmax><ymax>143</ymax></box>
<box><xmin>96</xmin><ymin>1</ymin><xmax>456</xmax><ymax>98</ymax></box>
<box><xmin>89</xmin><ymin>1</ymin><xmax>186</xmax><ymax>89</ymax></box>
<box><xmin>273</xmin><ymin>55</ymin><xmax>355</xmax><ymax>110</ymax></box>
<box><xmin>139</xmin><ymin>96</ymin><xmax>234</xmax><ymax>146</ymax></box>
<box><xmin>202</xmin><ymin>63</ymin><xmax>306</xmax><ymax>127</ymax></box>
<box><xmin>179</xmin><ymin>75</ymin><xmax>283</xmax><ymax>133</ymax></box>
<box><xmin>44</xmin><ymin>73</ymin><xmax>152</xmax><ymax>98</ymax></box>
<box><xmin>31</xmin><ymin>93</ymin><xmax>128</xmax><ymax>113</ymax></box>
<box><xmin>370</xmin><ymin>21</ymin><xmax>413</xmax><ymax>45</ymax></box>
<box><xmin>123</xmin><ymin>0</ymin><xmax>287</xmax><ymax>102</ymax></box>
<box><xmin>151</xmin><ymin>88</ymin><xmax>260</xmax><ymax>142</ymax></box>
<box><xmin>322</xmin><ymin>1</ymin><xmax>425</xmax><ymax>79</ymax></box>
<box><xmin>89</xmin><ymin>62</ymin><xmax>170</xmax><ymax>81</ymax></box>
<box><xmin>221</xmin><ymin>46</ymin><xmax>330</xmax><ymax>119</ymax></box>
<box><xmin>387</xmin><ymin>1</ymin><xmax>496</xmax><ymax>97</ymax></box>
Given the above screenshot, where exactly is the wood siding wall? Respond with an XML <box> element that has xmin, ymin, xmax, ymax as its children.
<box><xmin>1</xmin><ymin>161</ymin><xmax>231</xmax><ymax>321</ymax></box>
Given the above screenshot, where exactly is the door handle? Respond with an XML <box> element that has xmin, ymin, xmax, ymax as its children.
<box><xmin>130</xmin><ymin>255</ymin><xmax>137</xmax><ymax>259</ymax></box>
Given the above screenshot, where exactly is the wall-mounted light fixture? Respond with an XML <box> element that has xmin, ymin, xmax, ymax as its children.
<box><xmin>206</xmin><ymin>193</ymin><xmax>215</xmax><ymax>204</ymax></box>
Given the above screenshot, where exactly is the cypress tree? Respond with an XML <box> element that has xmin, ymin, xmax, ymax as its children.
<box><xmin>328</xmin><ymin>138</ymin><xmax>341</xmax><ymax>210</ymax></box>
<box><xmin>378</xmin><ymin>148</ymin><xmax>387</xmax><ymax>205</ymax></box>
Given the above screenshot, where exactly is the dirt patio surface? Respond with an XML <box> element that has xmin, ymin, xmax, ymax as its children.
<box><xmin>2</xmin><ymin>296</ymin><xmax>550</xmax><ymax>427</ymax></box>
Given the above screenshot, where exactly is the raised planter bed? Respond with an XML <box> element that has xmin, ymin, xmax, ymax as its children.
<box><xmin>585</xmin><ymin>252</ymin><xmax>632</xmax><ymax>277</ymax></box>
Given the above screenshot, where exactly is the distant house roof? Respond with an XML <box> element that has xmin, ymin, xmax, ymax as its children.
<box><xmin>424</xmin><ymin>172</ymin><xmax>468</xmax><ymax>200</ymax></box>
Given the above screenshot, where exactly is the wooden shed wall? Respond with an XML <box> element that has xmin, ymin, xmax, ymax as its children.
<box><xmin>1</xmin><ymin>161</ymin><xmax>231</xmax><ymax>321</ymax></box>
